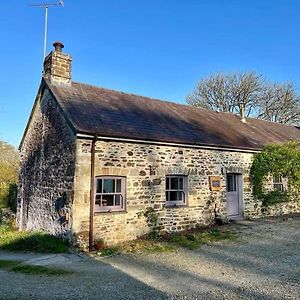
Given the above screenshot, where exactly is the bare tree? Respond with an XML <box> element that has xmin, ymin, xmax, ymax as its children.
<box><xmin>187</xmin><ymin>72</ymin><xmax>300</xmax><ymax>125</ymax></box>
<box><xmin>256</xmin><ymin>83</ymin><xmax>300</xmax><ymax>125</ymax></box>
<box><xmin>187</xmin><ymin>72</ymin><xmax>262</xmax><ymax>119</ymax></box>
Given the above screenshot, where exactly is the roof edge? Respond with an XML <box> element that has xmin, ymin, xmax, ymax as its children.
<box><xmin>43</xmin><ymin>78</ymin><xmax>78</xmax><ymax>135</ymax></box>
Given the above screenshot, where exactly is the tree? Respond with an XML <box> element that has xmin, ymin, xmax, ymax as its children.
<box><xmin>187</xmin><ymin>72</ymin><xmax>300</xmax><ymax>125</ymax></box>
<box><xmin>257</xmin><ymin>83</ymin><xmax>300</xmax><ymax>125</ymax></box>
<box><xmin>0</xmin><ymin>140</ymin><xmax>19</xmax><ymax>211</ymax></box>
<box><xmin>187</xmin><ymin>72</ymin><xmax>262</xmax><ymax>119</ymax></box>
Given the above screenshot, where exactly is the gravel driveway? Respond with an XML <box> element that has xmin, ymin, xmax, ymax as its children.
<box><xmin>0</xmin><ymin>216</ymin><xmax>299</xmax><ymax>299</ymax></box>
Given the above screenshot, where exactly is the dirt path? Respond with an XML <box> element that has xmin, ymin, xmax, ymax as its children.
<box><xmin>0</xmin><ymin>216</ymin><xmax>299</xmax><ymax>299</ymax></box>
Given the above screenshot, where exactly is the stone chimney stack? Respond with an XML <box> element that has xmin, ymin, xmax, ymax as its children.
<box><xmin>43</xmin><ymin>41</ymin><xmax>72</xmax><ymax>85</ymax></box>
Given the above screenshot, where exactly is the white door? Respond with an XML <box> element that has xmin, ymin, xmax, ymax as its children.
<box><xmin>226</xmin><ymin>174</ymin><xmax>242</xmax><ymax>218</ymax></box>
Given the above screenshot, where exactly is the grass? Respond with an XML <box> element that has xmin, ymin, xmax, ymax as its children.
<box><xmin>0</xmin><ymin>224</ymin><xmax>69</xmax><ymax>253</ymax></box>
<box><xmin>97</xmin><ymin>228</ymin><xmax>238</xmax><ymax>256</ymax></box>
<box><xmin>0</xmin><ymin>259</ymin><xmax>72</xmax><ymax>276</ymax></box>
<box><xmin>0</xmin><ymin>259</ymin><xmax>21</xmax><ymax>268</ymax></box>
<box><xmin>97</xmin><ymin>247</ymin><xmax>120</xmax><ymax>257</ymax></box>
<box><xmin>11</xmin><ymin>265</ymin><xmax>72</xmax><ymax>276</ymax></box>
<box><xmin>166</xmin><ymin>229</ymin><xmax>238</xmax><ymax>250</ymax></box>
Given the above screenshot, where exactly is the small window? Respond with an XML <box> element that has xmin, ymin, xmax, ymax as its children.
<box><xmin>273</xmin><ymin>174</ymin><xmax>284</xmax><ymax>192</ymax></box>
<box><xmin>227</xmin><ymin>174</ymin><xmax>237</xmax><ymax>192</ymax></box>
<box><xmin>165</xmin><ymin>175</ymin><xmax>187</xmax><ymax>206</ymax></box>
<box><xmin>95</xmin><ymin>177</ymin><xmax>125</xmax><ymax>212</ymax></box>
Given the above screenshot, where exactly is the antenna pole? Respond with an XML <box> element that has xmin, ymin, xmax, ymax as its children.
<box><xmin>29</xmin><ymin>1</ymin><xmax>64</xmax><ymax>66</ymax></box>
<box><xmin>43</xmin><ymin>6</ymin><xmax>48</xmax><ymax>60</ymax></box>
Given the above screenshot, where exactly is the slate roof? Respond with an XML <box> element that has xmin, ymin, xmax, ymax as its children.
<box><xmin>46</xmin><ymin>79</ymin><xmax>300</xmax><ymax>151</ymax></box>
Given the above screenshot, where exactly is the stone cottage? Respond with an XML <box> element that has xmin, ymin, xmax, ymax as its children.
<box><xmin>17</xmin><ymin>42</ymin><xmax>300</xmax><ymax>249</ymax></box>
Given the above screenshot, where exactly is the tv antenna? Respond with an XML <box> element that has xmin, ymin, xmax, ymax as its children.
<box><xmin>30</xmin><ymin>1</ymin><xmax>64</xmax><ymax>61</ymax></box>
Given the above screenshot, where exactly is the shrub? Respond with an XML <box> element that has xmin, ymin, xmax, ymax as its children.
<box><xmin>0</xmin><ymin>141</ymin><xmax>19</xmax><ymax>211</ymax></box>
<box><xmin>250</xmin><ymin>142</ymin><xmax>300</xmax><ymax>206</ymax></box>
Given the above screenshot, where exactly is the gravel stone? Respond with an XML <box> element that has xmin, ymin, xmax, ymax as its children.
<box><xmin>0</xmin><ymin>216</ymin><xmax>299</xmax><ymax>299</ymax></box>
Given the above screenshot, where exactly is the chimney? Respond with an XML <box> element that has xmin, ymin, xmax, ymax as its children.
<box><xmin>43</xmin><ymin>41</ymin><xmax>72</xmax><ymax>85</ymax></box>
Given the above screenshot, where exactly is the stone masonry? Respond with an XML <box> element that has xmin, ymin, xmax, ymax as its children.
<box><xmin>43</xmin><ymin>42</ymin><xmax>72</xmax><ymax>85</ymax></box>
<box><xmin>17</xmin><ymin>87</ymin><xmax>76</xmax><ymax>240</ymax></box>
<box><xmin>72</xmin><ymin>139</ymin><xmax>300</xmax><ymax>247</ymax></box>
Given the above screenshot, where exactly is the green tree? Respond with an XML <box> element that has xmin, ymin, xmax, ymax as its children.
<box><xmin>0</xmin><ymin>140</ymin><xmax>19</xmax><ymax>211</ymax></box>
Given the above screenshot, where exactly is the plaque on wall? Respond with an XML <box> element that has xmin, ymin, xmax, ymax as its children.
<box><xmin>209</xmin><ymin>176</ymin><xmax>222</xmax><ymax>191</ymax></box>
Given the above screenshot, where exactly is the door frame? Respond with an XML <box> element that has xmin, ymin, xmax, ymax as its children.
<box><xmin>226</xmin><ymin>173</ymin><xmax>244</xmax><ymax>219</ymax></box>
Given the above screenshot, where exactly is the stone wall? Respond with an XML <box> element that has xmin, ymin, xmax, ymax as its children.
<box><xmin>17</xmin><ymin>86</ymin><xmax>76</xmax><ymax>240</ymax></box>
<box><xmin>74</xmin><ymin>140</ymin><xmax>254</xmax><ymax>247</ymax></box>
<box><xmin>73</xmin><ymin>139</ymin><xmax>300</xmax><ymax>248</ymax></box>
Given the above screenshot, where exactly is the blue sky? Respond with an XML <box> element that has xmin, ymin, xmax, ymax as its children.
<box><xmin>1</xmin><ymin>0</ymin><xmax>300</xmax><ymax>147</ymax></box>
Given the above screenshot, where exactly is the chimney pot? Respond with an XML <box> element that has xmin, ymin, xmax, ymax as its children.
<box><xmin>53</xmin><ymin>41</ymin><xmax>64</xmax><ymax>52</ymax></box>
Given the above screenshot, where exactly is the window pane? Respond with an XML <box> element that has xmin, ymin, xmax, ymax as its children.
<box><xmin>179</xmin><ymin>178</ymin><xmax>183</xmax><ymax>190</ymax></box>
<box><xmin>274</xmin><ymin>184</ymin><xmax>284</xmax><ymax>192</ymax></box>
<box><xmin>169</xmin><ymin>191</ymin><xmax>179</xmax><ymax>201</ymax></box>
<box><xmin>166</xmin><ymin>191</ymin><xmax>169</xmax><ymax>201</ymax></box>
<box><xmin>116</xmin><ymin>179</ymin><xmax>122</xmax><ymax>193</ymax></box>
<box><xmin>166</xmin><ymin>178</ymin><xmax>169</xmax><ymax>190</ymax></box>
<box><xmin>102</xmin><ymin>194</ymin><xmax>114</xmax><ymax>206</ymax></box>
<box><xmin>170</xmin><ymin>178</ymin><xmax>179</xmax><ymax>190</ymax></box>
<box><xmin>227</xmin><ymin>175</ymin><xmax>236</xmax><ymax>192</ymax></box>
<box><xmin>115</xmin><ymin>194</ymin><xmax>122</xmax><ymax>206</ymax></box>
<box><xmin>95</xmin><ymin>195</ymin><xmax>101</xmax><ymax>206</ymax></box>
<box><xmin>103</xmin><ymin>179</ymin><xmax>115</xmax><ymax>193</ymax></box>
<box><xmin>273</xmin><ymin>174</ymin><xmax>282</xmax><ymax>183</ymax></box>
<box><xmin>96</xmin><ymin>179</ymin><xmax>102</xmax><ymax>193</ymax></box>
<box><xmin>178</xmin><ymin>191</ymin><xmax>183</xmax><ymax>201</ymax></box>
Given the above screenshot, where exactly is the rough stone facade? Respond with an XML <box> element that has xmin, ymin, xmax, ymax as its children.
<box><xmin>17</xmin><ymin>87</ymin><xmax>76</xmax><ymax>240</ymax></box>
<box><xmin>72</xmin><ymin>139</ymin><xmax>300</xmax><ymax>247</ymax></box>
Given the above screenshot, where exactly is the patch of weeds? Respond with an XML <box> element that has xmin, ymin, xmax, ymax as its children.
<box><xmin>0</xmin><ymin>259</ymin><xmax>72</xmax><ymax>276</ymax></box>
<box><xmin>0</xmin><ymin>259</ymin><xmax>21</xmax><ymax>269</ymax></box>
<box><xmin>0</xmin><ymin>225</ymin><xmax>69</xmax><ymax>253</ymax></box>
<box><xmin>11</xmin><ymin>265</ymin><xmax>72</xmax><ymax>276</ymax></box>
<box><xmin>165</xmin><ymin>229</ymin><xmax>237</xmax><ymax>250</ymax></box>
<box><xmin>168</xmin><ymin>233</ymin><xmax>202</xmax><ymax>250</ymax></box>
<box><xmin>97</xmin><ymin>247</ymin><xmax>120</xmax><ymax>257</ymax></box>
<box><xmin>96</xmin><ymin>228</ymin><xmax>237</xmax><ymax>255</ymax></box>
<box><xmin>121</xmin><ymin>239</ymin><xmax>176</xmax><ymax>254</ymax></box>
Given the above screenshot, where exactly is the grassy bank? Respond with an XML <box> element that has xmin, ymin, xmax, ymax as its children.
<box><xmin>0</xmin><ymin>224</ymin><xmax>69</xmax><ymax>253</ymax></box>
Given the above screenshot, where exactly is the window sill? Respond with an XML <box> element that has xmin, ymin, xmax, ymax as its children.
<box><xmin>94</xmin><ymin>209</ymin><xmax>126</xmax><ymax>215</ymax></box>
<box><xmin>165</xmin><ymin>203</ymin><xmax>187</xmax><ymax>209</ymax></box>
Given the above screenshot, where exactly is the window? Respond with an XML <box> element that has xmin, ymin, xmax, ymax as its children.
<box><xmin>94</xmin><ymin>177</ymin><xmax>125</xmax><ymax>212</ymax></box>
<box><xmin>273</xmin><ymin>174</ymin><xmax>284</xmax><ymax>192</ymax></box>
<box><xmin>165</xmin><ymin>175</ymin><xmax>187</xmax><ymax>206</ymax></box>
<box><xmin>227</xmin><ymin>174</ymin><xmax>237</xmax><ymax>192</ymax></box>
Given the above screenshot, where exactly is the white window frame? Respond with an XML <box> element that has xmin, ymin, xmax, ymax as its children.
<box><xmin>165</xmin><ymin>175</ymin><xmax>188</xmax><ymax>206</ymax></box>
<box><xmin>273</xmin><ymin>174</ymin><xmax>284</xmax><ymax>192</ymax></box>
<box><xmin>94</xmin><ymin>176</ymin><xmax>126</xmax><ymax>212</ymax></box>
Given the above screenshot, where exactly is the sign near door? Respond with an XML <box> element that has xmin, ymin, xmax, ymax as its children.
<box><xmin>209</xmin><ymin>176</ymin><xmax>222</xmax><ymax>191</ymax></box>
